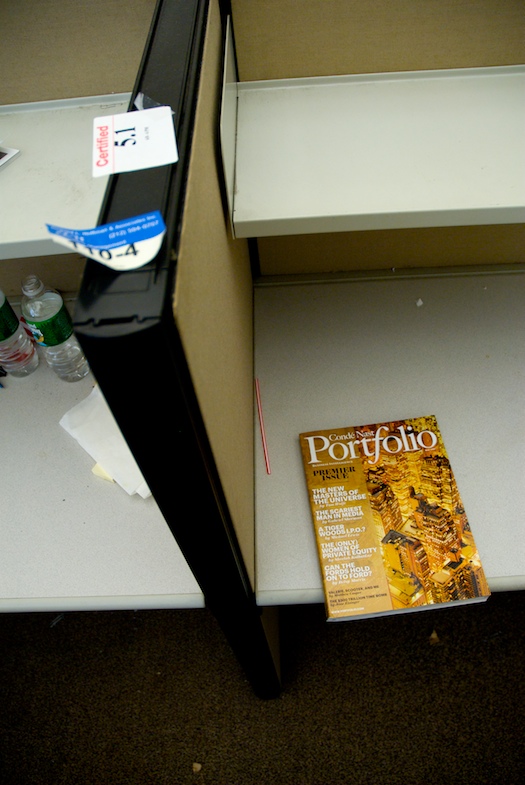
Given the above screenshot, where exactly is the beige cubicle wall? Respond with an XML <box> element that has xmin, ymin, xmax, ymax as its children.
<box><xmin>0</xmin><ymin>0</ymin><xmax>155</xmax><ymax>105</ymax></box>
<box><xmin>174</xmin><ymin>0</ymin><xmax>255</xmax><ymax>585</ymax></box>
<box><xmin>231</xmin><ymin>0</ymin><xmax>525</xmax><ymax>81</ymax></box>
<box><xmin>257</xmin><ymin>224</ymin><xmax>525</xmax><ymax>277</ymax></box>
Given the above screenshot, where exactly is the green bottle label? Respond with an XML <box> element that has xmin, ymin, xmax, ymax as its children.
<box><xmin>0</xmin><ymin>298</ymin><xmax>19</xmax><ymax>342</ymax></box>
<box><xmin>25</xmin><ymin>302</ymin><xmax>73</xmax><ymax>347</ymax></box>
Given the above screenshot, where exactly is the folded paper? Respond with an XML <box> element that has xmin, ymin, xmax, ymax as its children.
<box><xmin>60</xmin><ymin>385</ymin><xmax>151</xmax><ymax>499</ymax></box>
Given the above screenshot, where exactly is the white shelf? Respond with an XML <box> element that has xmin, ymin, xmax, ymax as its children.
<box><xmin>254</xmin><ymin>266</ymin><xmax>525</xmax><ymax>606</ymax></box>
<box><xmin>0</xmin><ymin>94</ymin><xmax>130</xmax><ymax>260</ymax></box>
<box><xmin>223</xmin><ymin>61</ymin><xmax>525</xmax><ymax>238</ymax></box>
<box><xmin>0</xmin><ymin>360</ymin><xmax>203</xmax><ymax>612</ymax></box>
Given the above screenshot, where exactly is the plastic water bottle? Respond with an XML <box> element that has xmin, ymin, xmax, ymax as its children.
<box><xmin>0</xmin><ymin>288</ymin><xmax>39</xmax><ymax>377</ymax></box>
<box><xmin>21</xmin><ymin>274</ymin><xmax>90</xmax><ymax>383</ymax></box>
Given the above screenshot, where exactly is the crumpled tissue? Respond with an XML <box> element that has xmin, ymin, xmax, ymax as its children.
<box><xmin>60</xmin><ymin>385</ymin><xmax>151</xmax><ymax>498</ymax></box>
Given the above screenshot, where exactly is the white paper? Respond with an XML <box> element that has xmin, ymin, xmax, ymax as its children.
<box><xmin>60</xmin><ymin>385</ymin><xmax>151</xmax><ymax>498</ymax></box>
<box><xmin>92</xmin><ymin>106</ymin><xmax>178</xmax><ymax>177</ymax></box>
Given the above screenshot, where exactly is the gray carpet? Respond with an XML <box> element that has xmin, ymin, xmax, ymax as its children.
<box><xmin>1</xmin><ymin>593</ymin><xmax>524</xmax><ymax>784</ymax></box>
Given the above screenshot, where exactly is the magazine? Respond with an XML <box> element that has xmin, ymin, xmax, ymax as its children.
<box><xmin>299</xmin><ymin>415</ymin><xmax>490</xmax><ymax>621</ymax></box>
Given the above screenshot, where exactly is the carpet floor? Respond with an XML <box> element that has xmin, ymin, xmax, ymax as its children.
<box><xmin>1</xmin><ymin>592</ymin><xmax>524</xmax><ymax>785</ymax></box>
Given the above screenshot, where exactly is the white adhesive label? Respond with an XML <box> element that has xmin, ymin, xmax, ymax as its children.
<box><xmin>92</xmin><ymin>106</ymin><xmax>178</xmax><ymax>177</ymax></box>
<box><xmin>46</xmin><ymin>211</ymin><xmax>166</xmax><ymax>270</ymax></box>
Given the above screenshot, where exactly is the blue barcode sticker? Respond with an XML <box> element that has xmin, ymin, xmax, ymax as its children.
<box><xmin>46</xmin><ymin>211</ymin><xmax>166</xmax><ymax>270</ymax></box>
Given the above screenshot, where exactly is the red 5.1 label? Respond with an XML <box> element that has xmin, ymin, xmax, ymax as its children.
<box><xmin>92</xmin><ymin>106</ymin><xmax>178</xmax><ymax>176</ymax></box>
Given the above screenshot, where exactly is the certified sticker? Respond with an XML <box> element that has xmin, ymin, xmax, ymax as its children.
<box><xmin>92</xmin><ymin>105</ymin><xmax>178</xmax><ymax>177</ymax></box>
<box><xmin>46</xmin><ymin>211</ymin><xmax>166</xmax><ymax>270</ymax></box>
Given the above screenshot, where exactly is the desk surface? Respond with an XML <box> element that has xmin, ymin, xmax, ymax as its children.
<box><xmin>254</xmin><ymin>267</ymin><xmax>525</xmax><ymax>605</ymax></box>
<box><xmin>0</xmin><ymin>359</ymin><xmax>203</xmax><ymax>612</ymax></box>
<box><xmin>0</xmin><ymin>95</ymin><xmax>129</xmax><ymax>260</ymax></box>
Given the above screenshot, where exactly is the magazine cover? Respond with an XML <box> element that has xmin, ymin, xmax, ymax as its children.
<box><xmin>299</xmin><ymin>415</ymin><xmax>490</xmax><ymax>621</ymax></box>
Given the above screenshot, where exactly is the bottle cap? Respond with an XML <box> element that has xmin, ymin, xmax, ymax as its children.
<box><xmin>21</xmin><ymin>274</ymin><xmax>45</xmax><ymax>298</ymax></box>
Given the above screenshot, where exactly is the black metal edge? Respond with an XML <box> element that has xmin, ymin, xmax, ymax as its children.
<box><xmin>77</xmin><ymin>315</ymin><xmax>280</xmax><ymax>698</ymax></box>
<box><xmin>75</xmin><ymin>0</ymin><xmax>207</xmax><ymax>332</ymax></box>
<box><xmin>74</xmin><ymin>0</ymin><xmax>281</xmax><ymax>699</ymax></box>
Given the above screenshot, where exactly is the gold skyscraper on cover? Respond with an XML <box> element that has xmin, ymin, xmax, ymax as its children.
<box><xmin>299</xmin><ymin>415</ymin><xmax>490</xmax><ymax>621</ymax></box>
